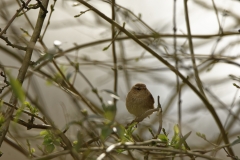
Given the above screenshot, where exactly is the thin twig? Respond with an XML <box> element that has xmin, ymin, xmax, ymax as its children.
<box><xmin>51</xmin><ymin>59</ymin><xmax>103</xmax><ymax>114</ymax></box>
<box><xmin>33</xmin><ymin>144</ymin><xmax>225</xmax><ymax>160</ymax></box>
<box><xmin>77</xmin><ymin>0</ymin><xmax>233</xmax><ymax>155</ymax></box>
<box><xmin>173</xmin><ymin>0</ymin><xmax>182</xmax><ymax>138</ymax></box>
<box><xmin>40</xmin><ymin>0</ymin><xmax>57</xmax><ymax>41</ymax></box>
<box><xmin>111</xmin><ymin>0</ymin><xmax>118</xmax><ymax>106</ymax></box>
<box><xmin>126</xmin><ymin>108</ymin><xmax>159</xmax><ymax>129</ymax></box>
<box><xmin>183</xmin><ymin>0</ymin><xmax>206</xmax><ymax>97</ymax></box>
<box><xmin>0</xmin><ymin>0</ymin><xmax>50</xmax><ymax>147</ymax></box>
<box><xmin>0</xmin><ymin>0</ymin><xmax>32</xmax><ymax>36</ymax></box>
<box><xmin>155</xmin><ymin>96</ymin><xmax>162</xmax><ymax>138</ymax></box>
<box><xmin>0</xmin><ymin>35</ymin><xmax>27</xmax><ymax>50</ymax></box>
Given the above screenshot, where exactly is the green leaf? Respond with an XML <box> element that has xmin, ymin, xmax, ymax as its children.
<box><xmin>162</xmin><ymin>128</ymin><xmax>168</xmax><ymax>136</ymax></box>
<box><xmin>0</xmin><ymin>113</ymin><xmax>5</xmax><ymax>127</ymax></box>
<box><xmin>170</xmin><ymin>125</ymin><xmax>192</xmax><ymax>150</ymax></box>
<box><xmin>196</xmin><ymin>132</ymin><xmax>206</xmax><ymax>140</ymax></box>
<box><xmin>20</xmin><ymin>28</ymin><xmax>30</xmax><ymax>37</ymax></box>
<box><xmin>103</xmin><ymin>46</ymin><xmax>109</xmax><ymax>51</ymax></box>
<box><xmin>74</xmin><ymin>132</ymin><xmax>84</xmax><ymax>151</ymax></box>
<box><xmin>0</xmin><ymin>100</ymin><xmax>3</xmax><ymax>108</ymax></box>
<box><xmin>123</xmin><ymin>123</ymin><xmax>136</xmax><ymax>142</ymax></box>
<box><xmin>231</xmin><ymin>136</ymin><xmax>240</xmax><ymax>146</ymax></box>
<box><xmin>103</xmin><ymin>103</ymin><xmax>116</xmax><ymax>122</ymax></box>
<box><xmin>101</xmin><ymin>125</ymin><xmax>112</xmax><ymax>140</ymax></box>
<box><xmin>171</xmin><ymin>124</ymin><xmax>180</xmax><ymax>146</ymax></box>
<box><xmin>30</xmin><ymin>148</ymin><xmax>35</xmax><ymax>154</ymax></box>
<box><xmin>173</xmin><ymin>124</ymin><xmax>180</xmax><ymax>134</ymax></box>
<box><xmin>158</xmin><ymin>134</ymin><xmax>168</xmax><ymax>143</ymax></box>
<box><xmin>40</xmin><ymin>130</ymin><xmax>48</xmax><ymax>136</ymax></box>
<box><xmin>148</xmin><ymin>128</ymin><xmax>155</xmax><ymax>137</ymax></box>
<box><xmin>116</xmin><ymin>125</ymin><xmax>125</xmax><ymax>140</ymax></box>
<box><xmin>34</xmin><ymin>51</ymin><xmax>55</xmax><ymax>65</ymax></box>
<box><xmin>7</xmin><ymin>72</ymin><xmax>25</xmax><ymax>103</ymax></box>
<box><xmin>14</xmin><ymin>104</ymin><xmax>25</xmax><ymax>121</ymax></box>
<box><xmin>43</xmin><ymin>138</ymin><xmax>52</xmax><ymax>145</ymax></box>
<box><xmin>73</xmin><ymin>140</ymin><xmax>78</xmax><ymax>146</ymax></box>
<box><xmin>44</xmin><ymin>144</ymin><xmax>55</xmax><ymax>153</ymax></box>
<box><xmin>176</xmin><ymin>131</ymin><xmax>191</xmax><ymax>150</ymax></box>
<box><xmin>24</xmin><ymin>101</ymin><xmax>38</xmax><ymax>115</ymax></box>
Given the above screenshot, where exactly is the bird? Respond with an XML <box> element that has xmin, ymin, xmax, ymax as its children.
<box><xmin>126</xmin><ymin>83</ymin><xmax>154</xmax><ymax>117</ymax></box>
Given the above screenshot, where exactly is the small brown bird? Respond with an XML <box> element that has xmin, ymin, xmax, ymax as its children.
<box><xmin>126</xmin><ymin>83</ymin><xmax>154</xmax><ymax>117</ymax></box>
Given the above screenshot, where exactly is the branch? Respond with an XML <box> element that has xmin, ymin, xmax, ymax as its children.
<box><xmin>77</xmin><ymin>0</ymin><xmax>233</xmax><ymax>155</ymax></box>
<box><xmin>125</xmin><ymin>108</ymin><xmax>159</xmax><ymax>129</ymax></box>
<box><xmin>0</xmin><ymin>35</ymin><xmax>27</xmax><ymax>51</ymax></box>
<box><xmin>0</xmin><ymin>0</ymin><xmax>32</xmax><ymax>36</ymax></box>
<box><xmin>0</xmin><ymin>0</ymin><xmax>49</xmax><ymax>147</ymax></box>
<box><xmin>111</xmin><ymin>0</ymin><xmax>118</xmax><ymax>106</ymax></box>
<box><xmin>155</xmin><ymin>96</ymin><xmax>162</xmax><ymax>138</ymax></box>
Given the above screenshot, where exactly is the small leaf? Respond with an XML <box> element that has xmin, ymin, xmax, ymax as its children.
<box><xmin>233</xmin><ymin>83</ymin><xmax>240</xmax><ymax>89</ymax></box>
<box><xmin>196</xmin><ymin>132</ymin><xmax>206</xmax><ymax>140</ymax></box>
<box><xmin>44</xmin><ymin>144</ymin><xmax>55</xmax><ymax>153</ymax></box>
<box><xmin>73</xmin><ymin>140</ymin><xmax>78</xmax><ymax>145</ymax></box>
<box><xmin>148</xmin><ymin>128</ymin><xmax>155</xmax><ymax>137</ymax></box>
<box><xmin>30</xmin><ymin>148</ymin><xmax>35</xmax><ymax>154</ymax></box>
<box><xmin>177</xmin><ymin>131</ymin><xmax>192</xmax><ymax>150</ymax></box>
<box><xmin>0</xmin><ymin>113</ymin><xmax>5</xmax><ymax>126</ymax></box>
<box><xmin>163</xmin><ymin>128</ymin><xmax>168</xmax><ymax>136</ymax></box>
<box><xmin>43</xmin><ymin>138</ymin><xmax>52</xmax><ymax>145</ymax></box>
<box><xmin>103</xmin><ymin>46</ymin><xmax>109</xmax><ymax>51</ymax></box>
<box><xmin>24</xmin><ymin>101</ymin><xmax>38</xmax><ymax>115</ymax></box>
<box><xmin>14</xmin><ymin>105</ymin><xmax>25</xmax><ymax>121</ymax></box>
<box><xmin>101</xmin><ymin>125</ymin><xmax>112</xmax><ymax>140</ymax></box>
<box><xmin>7</xmin><ymin>72</ymin><xmax>25</xmax><ymax>103</ymax></box>
<box><xmin>74</xmin><ymin>131</ymin><xmax>84</xmax><ymax>151</ymax></box>
<box><xmin>103</xmin><ymin>103</ymin><xmax>116</xmax><ymax>121</ymax></box>
<box><xmin>40</xmin><ymin>130</ymin><xmax>48</xmax><ymax>136</ymax></box>
<box><xmin>124</xmin><ymin>123</ymin><xmax>137</xmax><ymax>142</ymax></box>
<box><xmin>171</xmin><ymin>125</ymin><xmax>180</xmax><ymax>148</ymax></box>
<box><xmin>158</xmin><ymin>134</ymin><xmax>168</xmax><ymax>143</ymax></box>
<box><xmin>74</xmin><ymin>14</ymin><xmax>81</xmax><ymax>18</ymax></box>
<box><xmin>20</xmin><ymin>28</ymin><xmax>30</xmax><ymax>37</ymax></box>
<box><xmin>173</xmin><ymin>124</ymin><xmax>180</xmax><ymax>135</ymax></box>
<box><xmin>114</xmin><ymin>125</ymin><xmax>125</xmax><ymax>141</ymax></box>
<box><xmin>231</xmin><ymin>136</ymin><xmax>240</xmax><ymax>146</ymax></box>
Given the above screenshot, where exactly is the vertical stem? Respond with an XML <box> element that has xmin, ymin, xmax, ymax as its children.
<box><xmin>173</xmin><ymin>1</ymin><xmax>185</xmax><ymax>159</ymax></box>
<box><xmin>211</xmin><ymin>0</ymin><xmax>223</xmax><ymax>34</ymax></box>
<box><xmin>111</xmin><ymin>0</ymin><xmax>118</xmax><ymax>105</ymax></box>
<box><xmin>173</xmin><ymin>0</ymin><xmax>182</xmax><ymax>130</ymax></box>
<box><xmin>0</xmin><ymin>0</ymin><xmax>49</xmax><ymax>146</ymax></box>
<box><xmin>183</xmin><ymin>0</ymin><xmax>234</xmax><ymax>156</ymax></box>
<box><xmin>119</xmin><ymin>41</ymin><xmax>131</xmax><ymax>90</ymax></box>
<box><xmin>183</xmin><ymin>0</ymin><xmax>205</xmax><ymax>96</ymax></box>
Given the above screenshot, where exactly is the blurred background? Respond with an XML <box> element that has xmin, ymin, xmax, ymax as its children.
<box><xmin>0</xmin><ymin>0</ymin><xmax>240</xmax><ymax>159</ymax></box>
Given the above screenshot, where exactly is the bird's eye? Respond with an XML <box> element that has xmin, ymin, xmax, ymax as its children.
<box><xmin>136</xmin><ymin>87</ymin><xmax>141</xmax><ymax>90</ymax></box>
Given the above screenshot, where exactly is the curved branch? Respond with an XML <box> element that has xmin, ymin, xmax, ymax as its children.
<box><xmin>77</xmin><ymin>0</ymin><xmax>233</xmax><ymax>155</ymax></box>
